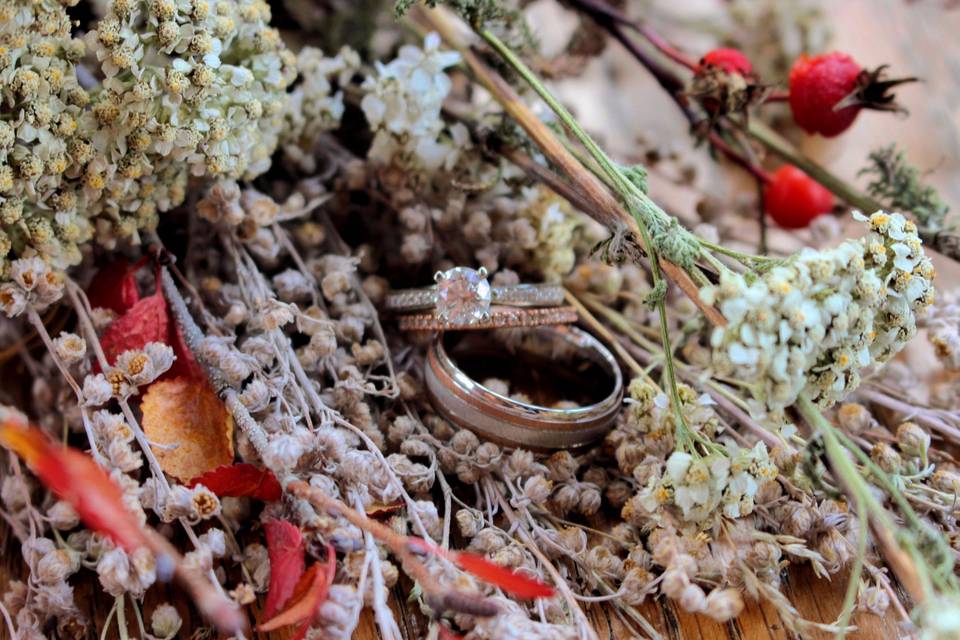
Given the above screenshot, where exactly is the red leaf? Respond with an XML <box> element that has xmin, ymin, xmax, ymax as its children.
<box><xmin>262</xmin><ymin>520</ymin><xmax>306</xmax><ymax>619</ymax></box>
<box><xmin>165</xmin><ymin>316</ymin><xmax>205</xmax><ymax>381</ymax></box>
<box><xmin>258</xmin><ymin>544</ymin><xmax>335</xmax><ymax>636</ymax></box>
<box><xmin>450</xmin><ymin>551</ymin><xmax>555</xmax><ymax>600</ymax></box>
<box><xmin>187</xmin><ymin>464</ymin><xmax>282</xmax><ymax>502</ymax></box>
<box><xmin>86</xmin><ymin>258</ymin><xmax>142</xmax><ymax>315</ymax></box>
<box><xmin>437</xmin><ymin>625</ymin><xmax>465</xmax><ymax>640</ymax></box>
<box><xmin>0</xmin><ymin>416</ymin><xmax>149</xmax><ymax>552</ymax></box>
<box><xmin>98</xmin><ymin>291</ymin><xmax>170</xmax><ymax>368</ymax></box>
<box><xmin>407</xmin><ymin>538</ymin><xmax>555</xmax><ymax>600</ymax></box>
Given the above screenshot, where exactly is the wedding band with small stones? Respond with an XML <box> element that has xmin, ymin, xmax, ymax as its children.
<box><xmin>386</xmin><ymin>266</ymin><xmax>572</xmax><ymax>330</ymax></box>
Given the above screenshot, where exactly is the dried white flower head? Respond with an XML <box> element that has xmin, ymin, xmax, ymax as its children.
<box><xmin>702</xmin><ymin>212</ymin><xmax>934</xmax><ymax>411</ymax></box>
<box><xmin>96</xmin><ymin>547</ymin><xmax>156</xmax><ymax>597</ymax></box>
<box><xmin>52</xmin><ymin>332</ymin><xmax>86</xmax><ymax>364</ymax></box>
<box><xmin>0</xmin><ymin>0</ymin><xmax>296</xmax><ymax>294</ymax></box>
<box><xmin>281</xmin><ymin>46</ymin><xmax>359</xmax><ymax>171</ymax></box>
<box><xmin>636</xmin><ymin>442</ymin><xmax>776</xmax><ymax>524</ymax></box>
<box><xmin>360</xmin><ymin>33</ymin><xmax>462</xmax><ymax>173</ymax></box>
<box><xmin>150</xmin><ymin>603</ymin><xmax>182</xmax><ymax>639</ymax></box>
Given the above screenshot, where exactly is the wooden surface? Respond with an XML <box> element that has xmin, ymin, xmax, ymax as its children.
<box><xmin>0</xmin><ymin>514</ymin><xmax>905</xmax><ymax>639</ymax></box>
<box><xmin>0</xmin><ymin>1</ymin><xmax>953</xmax><ymax>638</ymax></box>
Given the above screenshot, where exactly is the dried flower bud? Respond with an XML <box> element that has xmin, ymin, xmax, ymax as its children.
<box><xmin>584</xmin><ymin>546</ymin><xmax>624</xmax><ymax>579</ymax></box>
<box><xmin>817</xmin><ymin>528</ymin><xmax>852</xmax><ymax>573</ymax></box>
<box><xmin>36</xmin><ymin>549</ymin><xmax>79</xmax><ymax>584</ymax></box>
<box><xmin>522</xmin><ymin>475</ymin><xmax>552</xmax><ymax>505</ymax></box>
<box><xmin>932</xmin><ymin>469</ymin><xmax>960</xmax><ymax>494</ymax></box>
<box><xmin>273</xmin><ymin>269</ymin><xmax>312</xmax><ymax>302</ymax></box>
<box><xmin>660</xmin><ymin>567</ymin><xmax>689</xmax><ymax>599</ymax></box>
<box><xmin>321</xmin><ymin>271</ymin><xmax>351</xmax><ymax>301</ymax></box>
<box><xmin>47</xmin><ymin>501</ymin><xmax>80</xmax><ymax>530</ymax></box>
<box><xmin>577</xmin><ymin>485</ymin><xmax>602</xmax><ymax>516</ymax></box>
<box><xmin>469</xmin><ymin>528</ymin><xmax>505</xmax><ymax>554</ymax></box>
<box><xmin>870</xmin><ymin>442</ymin><xmax>902</xmax><ymax>474</ymax></box>
<box><xmin>82</xmin><ymin>373</ymin><xmax>113</xmax><ymax>406</ymax></box>
<box><xmin>704</xmin><ymin>588</ymin><xmax>744</xmax><ymax>622</ymax></box>
<box><xmin>199</xmin><ymin>529</ymin><xmax>226</xmax><ymax>557</ymax></box>
<box><xmin>678</xmin><ymin>583</ymin><xmax>707</xmax><ymax>613</ymax></box>
<box><xmin>836</xmin><ymin>403</ymin><xmax>876</xmax><ymax>435</ymax></box>
<box><xmin>859</xmin><ymin>585</ymin><xmax>890</xmax><ymax>615</ymax></box>
<box><xmin>450</xmin><ymin>429</ymin><xmax>479</xmax><ymax>455</ymax></box>
<box><xmin>230</xmin><ymin>583</ymin><xmax>256</xmax><ymax>606</ymax></box>
<box><xmin>546</xmin><ymin>451</ymin><xmax>579</xmax><ymax>482</ymax></box>
<box><xmin>551</xmin><ymin>483</ymin><xmax>580</xmax><ymax>515</ymax></box>
<box><xmin>53</xmin><ymin>332</ymin><xmax>86</xmax><ymax>364</ymax></box>
<box><xmin>456</xmin><ymin>509</ymin><xmax>484</xmax><ymax>538</ymax></box>
<box><xmin>896</xmin><ymin>421</ymin><xmax>930</xmax><ymax>458</ymax></box>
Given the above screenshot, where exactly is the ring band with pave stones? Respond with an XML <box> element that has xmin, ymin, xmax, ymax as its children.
<box><xmin>386</xmin><ymin>267</ymin><xmax>566</xmax><ymax>328</ymax></box>
<box><xmin>397</xmin><ymin>305</ymin><xmax>578</xmax><ymax>332</ymax></box>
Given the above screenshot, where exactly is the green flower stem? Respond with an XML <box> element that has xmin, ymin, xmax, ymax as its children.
<box><xmin>698</xmin><ymin>237</ymin><xmax>778</xmax><ymax>265</ymax></box>
<box><xmin>744</xmin><ymin>120</ymin><xmax>885</xmax><ymax>214</ymax></box>
<box><xmin>796</xmin><ymin>394</ymin><xmax>937</xmax><ymax>604</ymax></box>
<box><xmin>830</xmin><ymin>428</ymin><xmax>957</xmax><ymax>590</ymax></box>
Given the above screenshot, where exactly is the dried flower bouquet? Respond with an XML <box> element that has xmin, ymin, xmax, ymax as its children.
<box><xmin>0</xmin><ymin>1</ymin><xmax>958</xmax><ymax>639</ymax></box>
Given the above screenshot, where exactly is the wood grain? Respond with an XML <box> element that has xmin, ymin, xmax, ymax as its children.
<box><xmin>0</xmin><ymin>519</ymin><xmax>905</xmax><ymax>640</ymax></box>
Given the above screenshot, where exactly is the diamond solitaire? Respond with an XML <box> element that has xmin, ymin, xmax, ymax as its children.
<box><xmin>385</xmin><ymin>266</ymin><xmax>567</xmax><ymax>330</ymax></box>
<box><xmin>435</xmin><ymin>267</ymin><xmax>492</xmax><ymax>324</ymax></box>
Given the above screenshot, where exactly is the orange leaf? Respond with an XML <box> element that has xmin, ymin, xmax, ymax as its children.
<box><xmin>450</xmin><ymin>551</ymin><xmax>555</xmax><ymax>600</ymax></box>
<box><xmin>262</xmin><ymin>519</ymin><xmax>305</xmax><ymax>619</ymax></box>
<box><xmin>187</xmin><ymin>464</ymin><xmax>282</xmax><ymax>502</ymax></box>
<box><xmin>258</xmin><ymin>544</ymin><xmax>335</xmax><ymax>635</ymax></box>
<box><xmin>0</xmin><ymin>416</ymin><xmax>149</xmax><ymax>551</ymax></box>
<box><xmin>141</xmin><ymin>377</ymin><xmax>233</xmax><ymax>481</ymax></box>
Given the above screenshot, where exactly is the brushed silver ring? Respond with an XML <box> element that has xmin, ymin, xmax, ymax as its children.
<box><xmin>424</xmin><ymin>325</ymin><xmax>623</xmax><ymax>450</ymax></box>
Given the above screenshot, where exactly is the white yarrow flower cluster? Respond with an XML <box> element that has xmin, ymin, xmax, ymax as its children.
<box><xmin>360</xmin><ymin>32</ymin><xmax>463</xmax><ymax>172</ymax></box>
<box><xmin>702</xmin><ymin>212</ymin><xmax>935</xmax><ymax>412</ymax></box>
<box><xmin>281</xmin><ymin>45</ymin><xmax>359</xmax><ymax>171</ymax></box>
<box><xmin>0</xmin><ymin>0</ymin><xmax>295</xmax><ymax>295</ymax></box>
<box><xmin>636</xmin><ymin>442</ymin><xmax>777</xmax><ymax>523</ymax></box>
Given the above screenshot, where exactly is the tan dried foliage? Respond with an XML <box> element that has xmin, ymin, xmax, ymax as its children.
<box><xmin>142</xmin><ymin>377</ymin><xmax>234</xmax><ymax>481</ymax></box>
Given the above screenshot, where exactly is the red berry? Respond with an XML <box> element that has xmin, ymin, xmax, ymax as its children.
<box><xmin>788</xmin><ymin>52</ymin><xmax>862</xmax><ymax>137</ymax></box>
<box><xmin>764</xmin><ymin>165</ymin><xmax>834</xmax><ymax>229</ymax></box>
<box><xmin>699</xmin><ymin>48</ymin><xmax>753</xmax><ymax>76</ymax></box>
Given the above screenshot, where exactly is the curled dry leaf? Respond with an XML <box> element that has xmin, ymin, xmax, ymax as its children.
<box><xmin>141</xmin><ymin>377</ymin><xmax>234</xmax><ymax>481</ymax></box>
<box><xmin>366</xmin><ymin>501</ymin><xmax>404</xmax><ymax>518</ymax></box>
<box><xmin>263</xmin><ymin>519</ymin><xmax>306</xmax><ymax>619</ymax></box>
<box><xmin>258</xmin><ymin>544</ymin><xmax>336</xmax><ymax>640</ymax></box>
<box><xmin>409</xmin><ymin>538</ymin><xmax>555</xmax><ymax>600</ymax></box>
<box><xmin>450</xmin><ymin>551</ymin><xmax>556</xmax><ymax>600</ymax></box>
<box><xmin>187</xmin><ymin>463</ymin><xmax>282</xmax><ymax>501</ymax></box>
<box><xmin>0</xmin><ymin>413</ymin><xmax>149</xmax><ymax>551</ymax></box>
